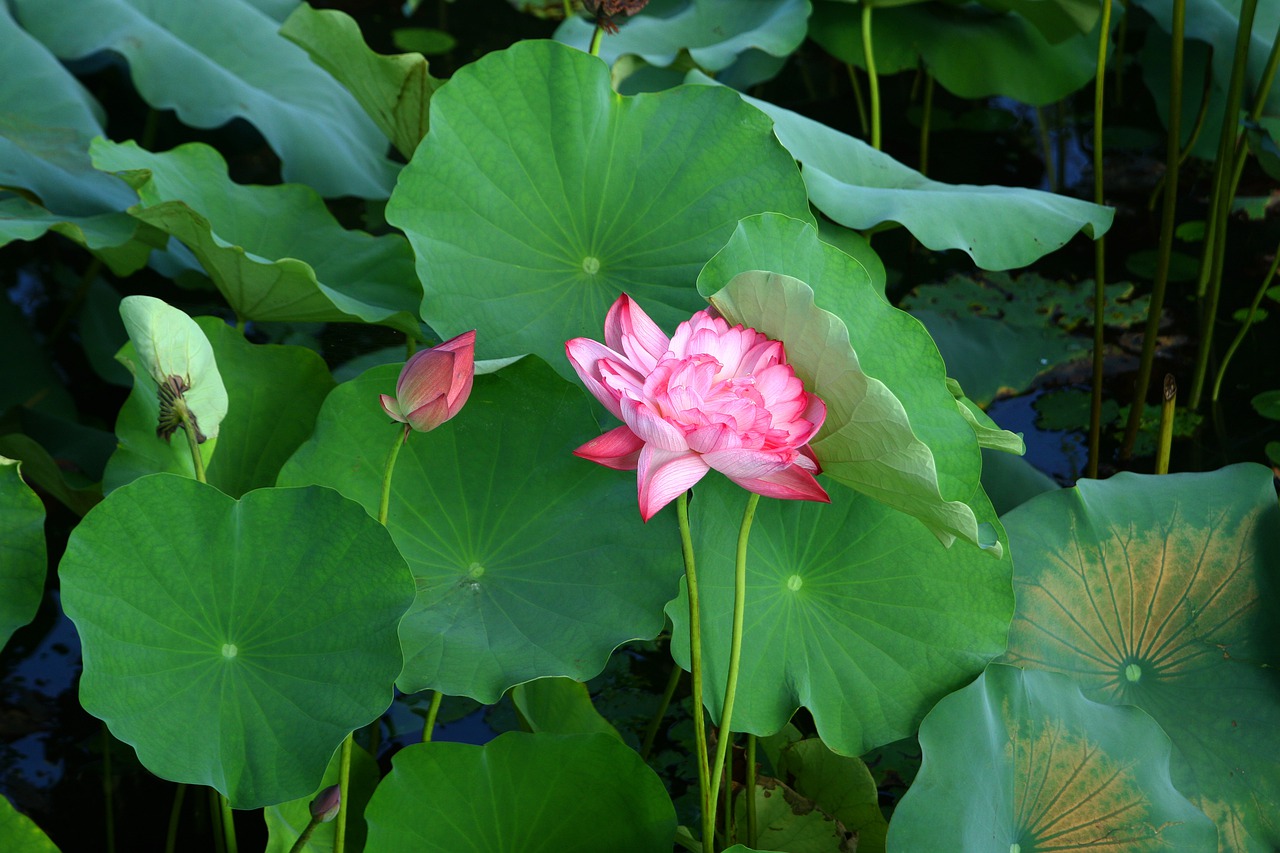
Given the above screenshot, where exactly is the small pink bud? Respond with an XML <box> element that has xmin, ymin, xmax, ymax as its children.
<box><xmin>380</xmin><ymin>330</ymin><xmax>476</xmax><ymax>433</ymax></box>
<box><xmin>310</xmin><ymin>785</ymin><xmax>341</xmax><ymax>823</ymax></box>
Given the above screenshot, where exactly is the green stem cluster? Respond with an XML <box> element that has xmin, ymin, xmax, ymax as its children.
<box><xmin>680</xmin><ymin>490</ymin><xmax>762</xmax><ymax>851</ymax></box>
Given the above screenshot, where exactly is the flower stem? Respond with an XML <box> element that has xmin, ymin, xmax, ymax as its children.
<box><xmin>640</xmin><ymin>662</ymin><xmax>682</xmax><ymax>761</ymax></box>
<box><xmin>334</xmin><ymin>735</ymin><xmax>353</xmax><ymax>853</ymax></box>
<box><xmin>676</xmin><ymin>491</ymin><xmax>713</xmax><ymax>853</ymax></box>
<box><xmin>182</xmin><ymin>423</ymin><xmax>206</xmax><ymax>484</ymax></box>
<box><xmin>589</xmin><ymin>24</ymin><xmax>604</xmax><ymax>57</ymax></box>
<box><xmin>707</xmin><ymin>492</ymin><xmax>760</xmax><ymax>843</ymax></box>
<box><xmin>337</xmin><ymin>424</ymin><xmax>413</xmax><ymax>853</ymax></box>
<box><xmin>164</xmin><ymin>784</ymin><xmax>185</xmax><ymax>853</ymax></box>
<box><xmin>219</xmin><ymin>794</ymin><xmax>238</xmax><ymax>853</ymax></box>
<box><xmin>379</xmin><ymin>426</ymin><xmax>410</xmax><ymax>526</ymax></box>
<box><xmin>422</xmin><ymin>691</ymin><xmax>443</xmax><ymax>743</ymax></box>
<box><xmin>860</xmin><ymin>5</ymin><xmax>880</xmax><ymax>150</ymax></box>
<box><xmin>745</xmin><ymin>734</ymin><xmax>757</xmax><ymax>848</ymax></box>
<box><xmin>288</xmin><ymin>815</ymin><xmax>322</xmax><ymax>853</ymax></box>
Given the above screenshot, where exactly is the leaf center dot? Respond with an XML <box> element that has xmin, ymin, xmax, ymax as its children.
<box><xmin>221</xmin><ymin>643</ymin><xmax>238</xmax><ymax>659</ymax></box>
<box><xmin>467</xmin><ymin>562</ymin><xmax>485</xmax><ymax>579</ymax></box>
<box><xmin>582</xmin><ymin>256</ymin><xmax>600</xmax><ymax>275</ymax></box>
<box><xmin>1124</xmin><ymin>662</ymin><xmax>1142</xmax><ymax>682</ymax></box>
<box><xmin>786</xmin><ymin>574</ymin><xmax>803</xmax><ymax>591</ymax></box>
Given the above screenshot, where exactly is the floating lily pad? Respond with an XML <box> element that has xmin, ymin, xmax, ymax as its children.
<box><xmin>1000</xmin><ymin>466</ymin><xmax>1280</xmax><ymax>852</ymax></box>
<box><xmin>0</xmin><ymin>458</ymin><xmax>45</xmax><ymax>651</ymax></box>
<box><xmin>887</xmin><ymin>664</ymin><xmax>1216</xmax><ymax>851</ymax></box>
<box><xmin>386</xmin><ymin>39</ymin><xmax>811</xmax><ymax>377</ymax></box>
<box><xmin>59</xmin><ymin>474</ymin><xmax>414</xmax><ymax>808</ymax></box>
<box><xmin>91</xmin><ymin>140</ymin><xmax>422</xmax><ymax>334</ymax></box>
<box><xmin>279</xmin><ymin>357</ymin><xmax>683</xmax><ymax>703</ymax></box>
<box><xmin>10</xmin><ymin>0</ymin><xmax>397</xmax><ymax>197</ymax></box>
<box><xmin>685</xmin><ymin>72</ymin><xmax>1114</xmax><ymax>271</ymax></box>
<box><xmin>707</xmin><ymin>270</ymin><xmax>999</xmax><ymax>551</ymax></box>
<box><xmin>668</xmin><ymin>473</ymin><xmax>1012</xmax><ymax>757</ymax></box>
<box><xmin>363</xmin><ymin>732</ymin><xmax>676</xmax><ymax>851</ymax></box>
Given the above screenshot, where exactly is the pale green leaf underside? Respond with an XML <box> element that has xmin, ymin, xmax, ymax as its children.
<box><xmin>10</xmin><ymin>0</ymin><xmax>397</xmax><ymax>197</ymax></box>
<box><xmin>709</xmin><ymin>270</ymin><xmax>995</xmax><ymax>551</ymax></box>
<box><xmin>685</xmin><ymin>71</ymin><xmax>1114</xmax><ymax>270</ymax></box>
<box><xmin>92</xmin><ymin>139</ymin><xmax>422</xmax><ymax>334</ymax></box>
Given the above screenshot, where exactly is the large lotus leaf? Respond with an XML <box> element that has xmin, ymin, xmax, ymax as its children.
<box><xmin>280</xmin><ymin>5</ymin><xmax>442</xmax><ymax>160</ymax></box>
<box><xmin>10</xmin><ymin>0</ymin><xmax>396</xmax><ymax>198</ymax></box>
<box><xmin>119</xmin><ymin>295</ymin><xmax>229</xmax><ymax>441</ymax></box>
<box><xmin>772</xmin><ymin>738</ymin><xmax>888</xmax><ymax>852</ymax></box>
<box><xmin>980</xmin><ymin>0</ymin><xmax>1102</xmax><ymax>42</ymax></box>
<box><xmin>708</xmin><ymin>270</ymin><xmax>998</xmax><ymax>551</ymax></box>
<box><xmin>808</xmin><ymin>0</ymin><xmax>1099</xmax><ymax>105</ymax></box>
<box><xmin>364</xmin><ymin>732</ymin><xmax>676</xmax><ymax>851</ymax></box>
<box><xmin>0</xmin><ymin>434</ymin><xmax>101</xmax><ymax>517</ymax></box>
<box><xmin>106</xmin><ymin>316</ymin><xmax>334</xmax><ymax>498</ymax></box>
<box><xmin>667</xmin><ymin>472</ymin><xmax>1013</xmax><ymax>757</ymax></box>
<box><xmin>385</xmin><ymin>39</ymin><xmax>812</xmax><ymax>377</ymax></box>
<box><xmin>511</xmin><ymin>677</ymin><xmax>622</xmax><ymax>740</ymax></box>
<box><xmin>1136</xmin><ymin>0</ymin><xmax>1280</xmax><ymax>159</ymax></box>
<box><xmin>0</xmin><ymin>794</ymin><xmax>57</xmax><ymax>853</ymax></box>
<box><xmin>90</xmin><ymin>140</ymin><xmax>422</xmax><ymax>334</ymax></box>
<box><xmin>264</xmin><ymin>742</ymin><xmax>379</xmax><ymax>853</ymax></box>
<box><xmin>0</xmin><ymin>4</ymin><xmax>137</xmax><ymax>218</ymax></box>
<box><xmin>278</xmin><ymin>357</ymin><xmax>683</xmax><ymax>703</ymax></box>
<box><xmin>0</xmin><ymin>458</ymin><xmax>45</xmax><ymax>651</ymax></box>
<box><xmin>58</xmin><ymin>474</ymin><xmax>414</xmax><ymax>809</ymax></box>
<box><xmin>555</xmin><ymin>0</ymin><xmax>810</xmax><ymax>72</ymax></box>
<box><xmin>1000</xmin><ymin>466</ymin><xmax>1280</xmax><ymax>852</ymax></box>
<box><xmin>887</xmin><ymin>664</ymin><xmax>1216</xmax><ymax>851</ymax></box>
<box><xmin>0</xmin><ymin>195</ymin><xmax>164</xmax><ymax>276</ymax></box>
<box><xmin>685</xmin><ymin>71</ymin><xmax>1113</xmax><ymax>271</ymax></box>
<box><xmin>698</xmin><ymin>214</ymin><xmax>992</xmax><ymax>514</ymax></box>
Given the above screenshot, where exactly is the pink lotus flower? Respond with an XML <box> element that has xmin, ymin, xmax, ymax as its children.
<box><xmin>567</xmin><ymin>295</ymin><xmax>828</xmax><ymax>520</ymax></box>
<box><xmin>380</xmin><ymin>330</ymin><xmax>476</xmax><ymax>432</ymax></box>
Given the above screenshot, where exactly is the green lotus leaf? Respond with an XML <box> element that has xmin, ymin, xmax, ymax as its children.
<box><xmin>10</xmin><ymin>0</ymin><xmax>396</xmax><ymax>197</ymax></box>
<box><xmin>771</xmin><ymin>738</ymin><xmax>888</xmax><ymax>852</ymax></box>
<box><xmin>708</xmin><ymin>270</ymin><xmax>997</xmax><ymax>551</ymax></box>
<box><xmin>278</xmin><ymin>357</ymin><xmax>683</xmax><ymax>703</ymax></box>
<box><xmin>699</xmin><ymin>214</ymin><xmax>1021</xmax><ymax>531</ymax></box>
<box><xmin>0</xmin><ymin>3</ymin><xmax>134</xmax><ymax>217</ymax></box>
<box><xmin>668</xmin><ymin>473</ymin><xmax>1013</xmax><ymax>756</ymax></box>
<box><xmin>0</xmin><ymin>435</ymin><xmax>101</xmax><ymax>517</ymax></box>
<box><xmin>1000</xmin><ymin>465</ymin><xmax>1280</xmax><ymax>852</ymax></box>
<box><xmin>0</xmin><ymin>195</ymin><xmax>164</xmax><ymax>276</ymax></box>
<box><xmin>0</xmin><ymin>794</ymin><xmax>57</xmax><ymax>853</ymax></box>
<box><xmin>511</xmin><ymin>677</ymin><xmax>622</xmax><ymax>740</ymax></box>
<box><xmin>280</xmin><ymin>4</ymin><xmax>442</xmax><ymax>159</ymax></box>
<box><xmin>119</xmin><ymin>296</ymin><xmax>228</xmax><ymax>444</ymax></box>
<box><xmin>734</xmin><ymin>777</ymin><xmax>852</xmax><ymax>852</ymax></box>
<box><xmin>555</xmin><ymin>0</ymin><xmax>811</xmax><ymax>72</ymax></box>
<box><xmin>809</xmin><ymin>0</ymin><xmax>1099</xmax><ymax>104</ymax></box>
<box><xmin>1136</xmin><ymin>0</ymin><xmax>1280</xmax><ymax>160</ymax></box>
<box><xmin>58</xmin><ymin>474</ymin><xmax>414</xmax><ymax>809</ymax></box>
<box><xmin>887</xmin><ymin>664</ymin><xmax>1217</xmax><ymax>851</ymax></box>
<box><xmin>263</xmin><ymin>742</ymin><xmax>379</xmax><ymax>853</ymax></box>
<box><xmin>90</xmin><ymin>139</ymin><xmax>422</xmax><ymax>334</ymax></box>
<box><xmin>386</xmin><ymin>39</ymin><xmax>811</xmax><ymax>377</ymax></box>
<box><xmin>0</xmin><ymin>458</ymin><xmax>45</xmax><ymax>651</ymax></box>
<box><xmin>364</xmin><ymin>732</ymin><xmax>676</xmax><ymax>851</ymax></box>
<box><xmin>106</xmin><ymin>316</ymin><xmax>334</xmax><ymax>497</ymax></box>
<box><xmin>685</xmin><ymin>71</ymin><xmax>1113</xmax><ymax>271</ymax></box>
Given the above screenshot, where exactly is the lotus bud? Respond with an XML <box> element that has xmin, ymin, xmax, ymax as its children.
<box><xmin>380</xmin><ymin>330</ymin><xmax>476</xmax><ymax>433</ymax></box>
<box><xmin>309</xmin><ymin>785</ymin><xmax>341</xmax><ymax>823</ymax></box>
